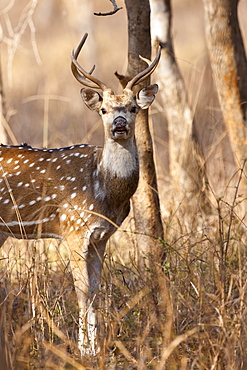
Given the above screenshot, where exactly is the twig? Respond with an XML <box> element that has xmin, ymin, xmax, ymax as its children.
<box><xmin>94</xmin><ymin>0</ymin><xmax>122</xmax><ymax>16</ymax></box>
<box><xmin>0</xmin><ymin>0</ymin><xmax>15</xmax><ymax>15</ymax></box>
<box><xmin>3</xmin><ymin>0</ymin><xmax>41</xmax><ymax>86</ymax></box>
<box><xmin>114</xmin><ymin>340</ymin><xmax>137</xmax><ymax>364</ymax></box>
<box><xmin>156</xmin><ymin>327</ymin><xmax>198</xmax><ymax>369</ymax></box>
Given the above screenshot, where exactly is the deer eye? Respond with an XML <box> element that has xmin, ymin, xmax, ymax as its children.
<box><xmin>101</xmin><ymin>108</ymin><xmax>107</xmax><ymax>115</ymax></box>
<box><xmin>130</xmin><ymin>106</ymin><xmax>137</xmax><ymax>113</ymax></box>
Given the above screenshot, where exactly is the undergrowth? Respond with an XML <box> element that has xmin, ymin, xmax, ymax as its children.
<box><xmin>0</xmin><ymin>170</ymin><xmax>247</xmax><ymax>369</ymax></box>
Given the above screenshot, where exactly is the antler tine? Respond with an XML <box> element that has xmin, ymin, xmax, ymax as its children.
<box><xmin>125</xmin><ymin>45</ymin><xmax>161</xmax><ymax>91</ymax></box>
<box><xmin>71</xmin><ymin>33</ymin><xmax>109</xmax><ymax>91</ymax></box>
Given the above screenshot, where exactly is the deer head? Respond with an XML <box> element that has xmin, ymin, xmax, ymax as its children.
<box><xmin>71</xmin><ymin>33</ymin><xmax>160</xmax><ymax>143</ymax></box>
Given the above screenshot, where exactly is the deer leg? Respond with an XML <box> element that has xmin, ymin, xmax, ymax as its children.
<box><xmin>85</xmin><ymin>238</ymin><xmax>106</xmax><ymax>354</ymax></box>
<box><xmin>67</xmin><ymin>232</ymin><xmax>106</xmax><ymax>356</ymax></box>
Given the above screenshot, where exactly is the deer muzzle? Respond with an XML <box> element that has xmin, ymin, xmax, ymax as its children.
<box><xmin>112</xmin><ymin>117</ymin><xmax>129</xmax><ymax>138</ymax></box>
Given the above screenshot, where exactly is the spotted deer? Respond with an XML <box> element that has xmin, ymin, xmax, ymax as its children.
<box><xmin>0</xmin><ymin>33</ymin><xmax>160</xmax><ymax>355</ymax></box>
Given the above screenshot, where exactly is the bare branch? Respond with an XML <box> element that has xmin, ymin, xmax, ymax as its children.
<box><xmin>2</xmin><ymin>0</ymin><xmax>41</xmax><ymax>86</ymax></box>
<box><xmin>0</xmin><ymin>0</ymin><xmax>15</xmax><ymax>15</ymax></box>
<box><xmin>94</xmin><ymin>0</ymin><xmax>122</xmax><ymax>16</ymax></box>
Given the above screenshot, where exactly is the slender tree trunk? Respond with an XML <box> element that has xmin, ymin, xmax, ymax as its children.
<box><xmin>118</xmin><ymin>6</ymin><xmax>178</xmax><ymax>365</ymax></box>
<box><xmin>150</xmin><ymin>0</ymin><xmax>209</xmax><ymax>209</ymax></box>
<box><xmin>0</xmin><ymin>51</ymin><xmax>7</xmax><ymax>144</ymax></box>
<box><xmin>202</xmin><ymin>0</ymin><xmax>247</xmax><ymax>164</ymax></box>
<box><xmin>118</xmin><ymin>0</ymin><xmax>164</xmax><ymax>264</ymax></box>
<box><xmin>203</xmin><ymin>1</ymin><xmax>247</xmax><ymax>364</ymax></box>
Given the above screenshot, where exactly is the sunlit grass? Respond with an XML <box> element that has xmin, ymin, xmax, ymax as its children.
<box><xmin>0</xmin><ymin>176</ymin><xmax>247</xmax><ymax>369</ymax></box>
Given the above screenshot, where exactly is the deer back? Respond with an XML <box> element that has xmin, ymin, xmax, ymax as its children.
<box><xmin>0</xmin><ymin>143</ymin><xmax>138</xmax><ymax>241</ymax></box>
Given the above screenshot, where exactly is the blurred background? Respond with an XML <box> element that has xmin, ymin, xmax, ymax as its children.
<box><xmin>0</xmin><ymin>0</ymin><xmax>245</xmax><ymax>177</ymax></box>
<box><xmin>1</xmin><ymin>0</ymin><xmax>247</xmax><ymax>201</ymax></box>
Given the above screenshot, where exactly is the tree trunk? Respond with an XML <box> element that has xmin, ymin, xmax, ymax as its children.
<box><xmin>150</xmin><ymin>0</ymin><xmax>209</xmax><ymax>209</ymax></box>
<box><xmin>0</xmin><ymin>51</ymin><xmax>7</xmax><ymax>144</ymax></box>
<box><xmin>118</xmin><ymin>5</ymin><xmax>178</xmax><ymax>364</ymax></box>
<box><xmin>202</xmin><ymin>0</ymin><xmax>247</xmax><ymax>164</ymax></box>
<box><xmin>119</xmin><ymin>0</ymin><xmax>164</xmax><ymax>264</ymax></box>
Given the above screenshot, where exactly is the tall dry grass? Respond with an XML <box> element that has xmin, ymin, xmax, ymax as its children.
<box><xmin>1</xmin><ymin>169</ymin><xmax>247</xmax><ymax>369</ymax></box>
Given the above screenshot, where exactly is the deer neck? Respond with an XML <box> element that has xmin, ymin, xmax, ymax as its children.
<box><xmin>100</xmin><ymin>136</ymin><xmax>139</xmax><ymax>179</ymax></box>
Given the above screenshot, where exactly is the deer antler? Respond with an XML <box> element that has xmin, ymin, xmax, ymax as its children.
<box><xmin>71</xmin><ymin>33</ymin><xmax>110</xmax><ymax>91</ymax></box>
<box><xmin>125</xmin><ymin>46</ymin><xmax>161</xmax><ymax>91</ymax></box>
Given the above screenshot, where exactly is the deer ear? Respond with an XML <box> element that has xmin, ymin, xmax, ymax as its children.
<box><xmin>80</xmin><ymin>88</ymin><xmax>103</xmax><ymax>111</ymax></box>
<box><xmin>136</xmin><ymin>84</ymin><xmax>158</xmax><ymax>109</ymax></box>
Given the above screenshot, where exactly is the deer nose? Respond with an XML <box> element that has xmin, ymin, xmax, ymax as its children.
<box><xmin>113</xmin><ymin>116</ymin><xmax>127</xmax><ymax>126</ymax></box>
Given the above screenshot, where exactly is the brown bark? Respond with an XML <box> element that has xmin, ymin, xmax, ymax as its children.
<box><xmin>119</xmin><ymin>0</ymin><xmax>164</xmax><ymax>264</ymax></box>
<box><xmin>203</xmin><ymin>0</ymin><xmax>247</xmax><ymax>164</ymax></box>
<box><xmin>0</xmin><ymin>51</ymin><xmax>7</xmax><ymax>144</ymax></box>
<box><xmin>150</xmin><ymin>0</ymin><xmax>209</xmax><ymax>209</ymax></box>
<box><xmin>119</xmin><ymin>6</ymin><xmax>177</xmax><ymax>365</ymax></box>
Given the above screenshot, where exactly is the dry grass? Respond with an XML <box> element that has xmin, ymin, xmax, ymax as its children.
<box><xmin>1</xmin><ymin>171</ymin><xmax>247</xmax><ymax>369</ymax></box>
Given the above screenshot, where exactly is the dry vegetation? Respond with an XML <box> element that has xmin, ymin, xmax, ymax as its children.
<box><xmin>0</xmin><ymin>0</ymin><xmax>247</xmax><ymax>369</ymax></box>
